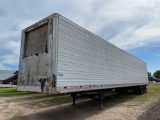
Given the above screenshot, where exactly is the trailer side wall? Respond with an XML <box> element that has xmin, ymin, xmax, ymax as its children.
<box><xmin>17</xmin><ymin>13</ymin><xmax>148</xmax><ymax>94</ymax></box>
<box><xmin>56</xmin><ymin>15</ymin><xmax>148</xmax><ymax>93</ymax></box>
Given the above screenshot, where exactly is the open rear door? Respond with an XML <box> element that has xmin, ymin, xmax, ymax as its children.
<box><xmin>17</xmin><ymin>17</ymin><xmax>56</xmax><ymax>93</ymax></box>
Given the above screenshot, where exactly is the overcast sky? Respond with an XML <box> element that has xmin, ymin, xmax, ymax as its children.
<box><xmin>0</xmin><ymin>0</ymin><xmax>160</xmax><ymax>74</ymax></box>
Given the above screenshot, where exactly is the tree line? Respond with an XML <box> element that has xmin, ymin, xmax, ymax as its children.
<box><xmin>148</xmin><ymin>70</ymin><xmax>160</xmax><ymax>79</ymax></box>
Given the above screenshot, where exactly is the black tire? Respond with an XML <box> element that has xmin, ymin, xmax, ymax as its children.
<box><xmin>138</xmin><ymin>85</ymin><xmax>144</xmax><ymax>95</ymax></box>
<box><xmin>143</xmin><ymin>85</ymin><xmax>147</xmax><ymax>93</ymax></box>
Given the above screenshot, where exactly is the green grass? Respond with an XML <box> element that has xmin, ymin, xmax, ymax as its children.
<box><xmin>144</xmin><ymin>82</ymin><xmax>160</xmax><ymax>99</ymax></box>
<box><xmin>132</xmin><ymin>82</ymin><xmax>160</xmax><ymax>102</ymax></box>
<box><xmin>0</xmin><ymin>87</ymin><xmax>36</xmax><ymax>97</ymax></box>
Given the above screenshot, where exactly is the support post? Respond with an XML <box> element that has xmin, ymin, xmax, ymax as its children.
<box><xmin>71</xmin><ymin>92</ymin><xmax>77</xmax><ymax>106</ymax></box>
<box><xmin>97</xmin><ymin>89</ymin><xmax>105</xmax><ymax>110</ymax></box>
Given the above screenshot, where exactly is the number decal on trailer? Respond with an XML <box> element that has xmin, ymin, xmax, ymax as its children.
<box><xmin>58</xmin><ymin>73</ymin><xmax>63</xmax><ymax>77</ymax></box>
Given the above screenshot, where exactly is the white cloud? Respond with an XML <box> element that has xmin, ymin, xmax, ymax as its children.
<box><xmin>0</xmin><ymin>0</ymin><xmax>160</xmax><ymax>69</ymax></box>
<box><xmin>106</xmin><ymin>0</ymin><xmax>160</xmax><ymax>49</ymax></box>
<box><xmin>0</xmin><ymin>40</ymin><xmax>20</xmax><ymax>69</ymax></box>
<box><xmin>0</xmin><ymin>63</ymin><xmax>7</xmax><ymax>70</ymax></box>
<box><xmin>109</xmin><ymin>19</ymin><xmax>160</xmax><ymax>49</ymax></box>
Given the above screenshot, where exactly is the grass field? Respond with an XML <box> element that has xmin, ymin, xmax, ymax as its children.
<box><xmin>0</xmin><ymin>87</ymin><xmax>36</xmax><ymax>97</ymax></box>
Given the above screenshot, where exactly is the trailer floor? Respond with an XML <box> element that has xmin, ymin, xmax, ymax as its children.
<box><xmin>0</xmin><ymin>93</ymin><xmax>158</xmax><ymax>120</ymax></box>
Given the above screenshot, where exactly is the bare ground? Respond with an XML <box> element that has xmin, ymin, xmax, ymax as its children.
<box><xmin>138</xmin><ymin>101</ymin><xmax>160</xmax><ymax>120</ymax></box>
<box><xmin>0</xmin><ymin>93</ymin><xmax>158</xmax><ymax>120</ymax></box>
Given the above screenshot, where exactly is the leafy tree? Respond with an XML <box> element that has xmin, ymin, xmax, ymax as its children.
<box><xmin>153</xmin><ymin>70</ymin><xmax>160</xmax><ymax>78</ymax></box>
<box><xmin>147</xmin><ymin>72</ymin><xmax>151</xmax><ymax>76</ymax></box>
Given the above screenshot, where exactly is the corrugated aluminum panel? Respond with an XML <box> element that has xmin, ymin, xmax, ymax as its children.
<box><xmin>56</xmin><ymin>15</ymin><xmax>148</xmax><ymax>88</ymax></box>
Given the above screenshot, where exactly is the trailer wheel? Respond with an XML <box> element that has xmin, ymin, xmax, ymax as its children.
<box><xmin>143</xmin><ymin>85</ymin><xmax>147</xmax><ymax>93</ymax></box>
<box><xmin>143</xmin><ymin>86</ymin><xmax>146</xmax><ymax>94</ymax></box>
<box><xmin>138</xmin><ymin>85</ymin><xmax>144</xmax><ymax>95</ymax></box>
<box><xmin>133</xmin><ymin>85</ymin><xmax>146</xmax><ymax>95</ymax></box>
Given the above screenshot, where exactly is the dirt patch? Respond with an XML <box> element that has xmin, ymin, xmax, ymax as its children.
<box><xmin>138</xmin><ymin>101</ymin><xmax>160</xmax><ymax>120</ymax></box>
<box><xmin>0</xmin><ymin>94</ymin><xmax>158</xmax><ymax>120</ymax></box>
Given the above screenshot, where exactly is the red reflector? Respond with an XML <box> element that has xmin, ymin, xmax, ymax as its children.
<box><xmin>80</xmin><ymin>86</ymin><xmax>83</xmax><ymax>88</ymax></box>
<box><xmin>64</xmin><ymin>86</ymin><xmax>67</xmax><ymax>89</ymax></box>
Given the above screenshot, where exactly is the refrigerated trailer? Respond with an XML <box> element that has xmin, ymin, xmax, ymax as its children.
<box><xmin>18</xmin><ymin>13</ymin><xmax>148</xmax><ymax>109</ymax></box>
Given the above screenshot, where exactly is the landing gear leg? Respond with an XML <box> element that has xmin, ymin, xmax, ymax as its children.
<box><xmin>97</xmin><ymin>89</ymin><xmax>105</xmax><ymax>110</ymax></box>
<box><xmin>71</xmin><ymin>92</ymin><xmax>77</xmax><ymax>106</ymax></box>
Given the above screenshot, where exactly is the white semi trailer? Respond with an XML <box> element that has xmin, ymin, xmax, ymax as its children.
<box><xmin>18</xmin><ymin>13</ymin><xmax>148</xmax><ymax>109</ymax></box>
